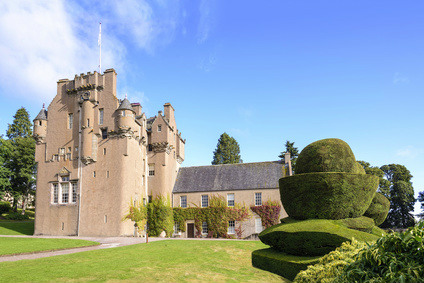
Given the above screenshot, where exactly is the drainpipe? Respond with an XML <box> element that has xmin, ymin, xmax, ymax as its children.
<box><xmin>77</xmin><ymin>104</ymin><xmax>83</xmax><ymax>236</ymax></box>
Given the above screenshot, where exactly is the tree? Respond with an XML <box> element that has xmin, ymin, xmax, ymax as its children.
<box><xmin>3</xmin><ymin>108</ymin><xmax>36</xmax><ymax>213</ymax></box>
<box><xmin>380</xmin><ymin>164</ymin><xmax>416</xmax><ymax>229</ymax></box>
<box><xmin>417</xmin><ymin>191</ymin><xmax>424</xmax><ymax>220</ymax></box>
<box><xmin>278</xmin><ymin>140</ymin><xmax>299</xmax><ymax>171</ymax></box>
<box><xmin>357</xmin><ymin>161</ymin><xmax>390</xmax><ymax>196</ymax></box>
<box><xmin>212</xmin><ymin>133</ymin><xmax>242</xmax><ymax>165</ymax></box>
<box><xmin>0</xmin><ymin>137</ymin><xmax>11</xmax><ymax>199</ymax></box>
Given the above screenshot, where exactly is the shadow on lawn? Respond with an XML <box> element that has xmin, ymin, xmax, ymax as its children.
<box><xmin>0</xmin><ymin>220</ymin><xmax>34</xmax><ymax>235</ymax></box>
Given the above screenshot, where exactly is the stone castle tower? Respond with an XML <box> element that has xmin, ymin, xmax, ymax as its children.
<box><xmin>33</xmin><ymin>69</ymin><xmax>185</xmax><ymax>236</ymax></box>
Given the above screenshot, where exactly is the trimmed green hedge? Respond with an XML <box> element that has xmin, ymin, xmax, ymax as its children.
<box><xmin>336</xmin><ymin>216</ymin><xmax>375</xmax><ymax>233</ymax></box>
<box><xmin>295</xmin><ymin>139</ymin><xmax>358</xmax><ymax>174</ymax></box>
<box><xmin>364</xmin><ymin>192</ymin><xmax>390</xmax><ymax>226</ymax></box>
<box><xmin>279</xmin><ymin>172</ymin><xmax>378</xmax><ymax>220</ymax></box>
<box><xmin>259</xmin><ymin>219</ymin><xmax>380</xmax><ymax>256</ymax></box>
<box><xmin>252</xmin><ymin>248</ymin><xmax>321</xmax><ymax>281</ymax></box>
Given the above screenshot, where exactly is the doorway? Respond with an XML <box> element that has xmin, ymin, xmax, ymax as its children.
<box><xmin>187</xmin><ymin>223</ymin><xmax>195</xmax><ymax>238</ymax></box>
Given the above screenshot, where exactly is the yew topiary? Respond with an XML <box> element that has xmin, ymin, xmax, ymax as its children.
<box><xmin>363</xmin><ymin>192</ymin><xmax>390</xmax><ymax>226</ymax></box>
<box><xmin>295</xmin><ymin>138</ymin><xmax>358</xmax><ymax>174</ymax></box>
<box><xmin>279</xmin><ymin>172</ymin><xmax>379</xmax><ymax>220</ymax></box>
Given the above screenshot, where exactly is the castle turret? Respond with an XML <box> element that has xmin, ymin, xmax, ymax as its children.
<box><xmin>33</xmin><ymin>104</ymin><xmax>47</xmax><ymax>143</ymax></box>
<box><xmin>81</xmin><ymin>92</ymin><xmax>95</xmax><ymax>164</ymax></box>
<box><xmin>116</xmin><ymin>97</ymin><xmax>135</xmax><ymax>130</ymax></box>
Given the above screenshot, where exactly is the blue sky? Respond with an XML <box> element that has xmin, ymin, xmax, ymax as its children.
<box><xmin>0</xmin><ymin>1</ymin><xmax>423</xmax><ymax>214</ymax></box>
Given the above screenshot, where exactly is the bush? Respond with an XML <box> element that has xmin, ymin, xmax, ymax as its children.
<box><xmin>147</xmin><ymin>196</ymin><xmax>174</xmax><ymax>237</ymax></box>
<box><xmin>364</xmin><ymin>192</ymin><xmax>390</xmax><ymax>226</ymax></box>
<box><xmin>293</xmin><ymin>239</ymin><xmax>367</xmax><ymax>283</ymax></box>
<box><xmin>295</xmin><ymin>138</ymin><xmax>357</xmax><ymax>174</ymax></box>
<box><xmin>259</xmin><ymin>219</ymin><xmax>380</xmax><ymax>256</ymax></box>
<box><xmin>4</xmin><ymin>212</ymin><xmax>30</xmax><ymax>220</ymax></box>
<box><xmin>338</xmin><ymin>221</ymin><xmax>424</xmax><ymax>282</ymax></box>
<box><xmin>0</xmin><ymin>201</ymin><xmax>11</xmax><ymax>214</ymax></box>
<box><xmin>279</xmin><ymin>172</ymin><xmax>378</xmax><ymax>220</ymax></box>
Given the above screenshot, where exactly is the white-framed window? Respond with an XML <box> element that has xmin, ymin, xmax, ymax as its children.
<box><xmin>72</xmin><ymin>183</ymin><xmax>77</xmax><ymax>203</ymax></box>
<box><xmin>148</xmin><ymin>164</ymin><xmax>155</xmax><ymax>176</ymax></box>
<box><xmin>68</xmin><ymin>113</ymin><xmax>73</xmax><ymax>129</ymax></box>
<box><xmin>255</xmin><ymin>192</ymin><xmax>262</xmax><ymax>206</ymax></box>
<box><xmin>61</xmin><ymin>183</ymin><xmax>69</xmax><ymax>203</ymax></box>
<box><xmin>228</xmin><ymin>220</ymin><xmax>235</xmax><ymax>234</ymax></box>
<box><xmin>60</xmin><ymin>148</ymin><xmax>65</xmax><ymax>155</ymax></box>
<box><xmin>201</xmin><ymin>195</ymin><xmax>208</xmax><ymax>208</ymax></box>
<box><xmin>61</xmin><ymin>176</ymin><xmax>69</xmax><ymax>182</ymax></box>
<box><xmin>66</xmin><ymin>153</ymin><xmax>71</xmax><ymax>160</ymax></box>
<box><xmin>53</xmin><ymin>154</ymin><xmax>59</xmax><ymax>161</ymax></box>
<box><xmin>158</xmin><ymin>125</ymin><xmax>162</xmax><ymax>132</ymax></box>
<box><xmin>227</xmin><ymin>193</ymin><xmax>235</xmax><ymax>207</ymax></box>
<box><xmin>180</xmin><ymin>195</ymin><xmax>187</xmax><ymax>208</ymax></box>
<box><xmin>53</xmin><ymin>184</ymin><xmax>59</xmax><ymax>203</ymax></box>
<box><xmin>68</xmin><ymin>147</ymin><xmax>72</xmax><ymax>152</ymax></box>
<box><xmin>255</xmin><ymin>218</ymin><xmax>263</xmax><ymax>233</ymax></box>
<box><xmin>99</xmin><ymin>108</ymin><xmax>104</xmax><ymax>125</ymax></box>
<box><xmin>202</xmin><ymin>222</ymin><xmax>208</xmax><ymax>234</ymax></box>
<box><xmin>174</xmin><ymin>222</ymin><xmax>180</xmax><ymax>234</ymax></box>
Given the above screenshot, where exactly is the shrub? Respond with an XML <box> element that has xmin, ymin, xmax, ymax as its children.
<box><xmin>338</xmin><ymin>221</ymin><xmax>424</xmax><ymax>282</ymax></box>
<box><xmin>250</xmin><ymin>200</ymin><xmax>281</xmax><ymax>229</ymax></box>
<box><xmin>147</xmin><ymin>196</ymin><xmax>174</xmax><ymax>237</ymax></box>
<box><xmin>293</xmin><ymin>239</ymin><xmax>367</xmax><ymax>283</ymax></box>
<box><xmin>279</xmin><ymin>172</ymin><xmax>378</xmax><ymax>219</ymax></box>
<box><xmin>259</xmin><ymin>219</ymin><xmax>380</xmax><ymax>256</ymax></box>
<box><xmin>295</xmin><ymin>138</ymin><xmax>357</xmax><ymax>174</ymax></box>
<box><xmin>364</xmin><ymin>192</ymin><xmax>390</xmax><ymax>226</ymax></box>
<box><xmin>4</xmin><ymin>212</ymin><xmax>30</xmax><ymax>220</ymax></box>
<box><xmin>0</xmin><ymin>201</ymin><xmax>11</xmax><ymax>214</ymax></box>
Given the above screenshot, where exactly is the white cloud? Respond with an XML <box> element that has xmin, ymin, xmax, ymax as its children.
<box><xmin>396</xmin><ymin>146</ymin><xmax>424</xmax><ymax>159</ymax></box>
<box><xmin>0</xmin><ymin>0</ymin><xmax>180</xmax><ymax>103</ymax></box>
<box><xmin>393</xmin><ymin>72</ymin><xmax>410</xmax><ymax>84</ymax></box>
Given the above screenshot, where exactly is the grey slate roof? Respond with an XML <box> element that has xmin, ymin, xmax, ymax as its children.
<box><xmin>173</xmin><ymin>161</ymin><xmax>284</xmax><ymax>193</ymax></box>
<box><xmin>117</xmin><ymin>98</ymin><xmax>135</xmax><ymax>112</ymax></box>
<box><xmin>34</xmin><ymin>109</ymin><xmax>47</xmax><ymax>120</ymax></box>
<box><xmin>146</xmin><ymin>117</ymin><xmax>156</xmax><ymax>131</ymax></box>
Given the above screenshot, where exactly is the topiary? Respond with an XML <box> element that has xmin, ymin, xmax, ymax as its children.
<box><xmin>363</xmin><ymin>192</ymin><xmax>390</xmax><ymax>226</ymax></box>
<box><xmin>279</xmin><ymin>172</ymin><xmax>378</xmax><ymax>219</ymax></box>
<box><xmin>295</xmin><ymin>138</ymin><xmax>358</xmax><ymax>174</ymax></box>
<box><xmin>0</xmin><ymin>201</ymin><xmax>11</xmax><ymax>214</ymax></box>
<box><xmin>4</xmin><ymin>212</ymin><xmax>30</xmax><ymax>220</ymax></box>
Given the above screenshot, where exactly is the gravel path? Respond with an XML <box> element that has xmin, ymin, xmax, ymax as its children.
<box><xmin>0</xmin><ymin>235</ymin><xmax>164</xmax><ymax>263</ymax></box>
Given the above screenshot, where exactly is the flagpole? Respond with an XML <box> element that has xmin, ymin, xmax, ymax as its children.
<box><xmin>98</xmin><ymin>22</ymin><xmax>102</xmax><ymax>73</ymax></box>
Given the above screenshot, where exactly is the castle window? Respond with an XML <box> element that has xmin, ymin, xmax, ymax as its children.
<box><xmin>66</xmin><ymin>153</ymin><xmax>71</xmax><ymax>160</ymax></box>
<box><xmin>68</xmin><ymin>113</ymin><xmax>73</xmax><ymax>129</ymax></box>
<box><xmin>158</xmin><ymin>125</ymin><xmax>162</xmax><ymax>132</ymax></box>
<box><xmin>87</xmin><ymin>118</ymin><xmax>90</xmax><ymax>127</ymax></box>
<box><xmin>99</xmin><ymin>109</ymin><xmax>104</xmax><ymax>125</ymax></box>
<box><xmin>75</xmin><ymin>146</ymin><xmax>78</xmax><ymax>152</ymax></box>
<box><xmin>103</xmin><ymin>148</ymin><xmax>107</xmax><ymax>155</ymax></box>
<box><xmin>148</xmin><ymin>164</ymin><xmax>155</xmax><ymax>176</ymax></box>
<box><xmin>255</xmin><ymin>192</ymin><xmax>262</xmax><ymax>206</ymax></box>
<box><xmin>148</xmin><ymin>144</ymin><xmax>152</xmax><ymax>151</ymax></box>
<box><xmin>93</xmin><ymin>171</ymin><xmax>96</xmax><ymax>178</ymax></box>
<box><xmin>53</xmin><ymin>154</ymin><xmax>59</xmax><ymax>161</ymax></box>
<box><xmin>107</xmin><ymin>171</ymin><xmax>109</xmax><ymax>178</ymax></box>
<box><xmin>201</xmin><ymin>195</ymin><xmax>208</xmax><ymax>208</ymax></box>
<box><xmin>227</xmin><ymin>193</ymin><xmax>235</xmax><ymax>207</ymax></box>
<box><xmin>61</xmin><ymin>176</ymin><xmax>69</xmax><ymax>182</ymax></box>
<box><xmin>102</xmin><ymin>128</ymin><xmax>108</xmax><ymax>139</ymax></box>
<box><xmin>202</xmin><ymin>222</ymin><xmax>208</xmax><ymax>234</ymax></box>
<box><xmin>72</xmin><ymin>183</ymin><xmax>77</xmax><ymax>203</ymax></box>
<box><xmin>53</xmin><ymin>184</ymin><xmax>59</xmax><ymax>203</ymax></box>
<box><xmin>228</xmin><ymin>221</ymin><xmax>235</xmax><ymax>234</ymax></box>
<box><xmin>174</xmin><ymin>222</ymin><xmax>180</xmax><ymax>233</ymax></box>
<box><xmin>180</xmin><ymin>196</ymin><xmax>187</xmax><ymax>208</ymax></box>
<box><xmin>122</xmin><ymin>110</ymin><xmax>126</xmax><ymax>117</ymax></box>
<box><xmin>60</xmin><ymin>148</ymin><xmax>65</xmax><ymax>155</ymax></box>
<box><xmin>39</xmin><ymin>120</ymin><xmax>42</xmax><ymax>126</ymax></box>
<box><xmin>61</xmin><ymin>183</ymin><xmax>69</xmax><ymax>203</ymax></box>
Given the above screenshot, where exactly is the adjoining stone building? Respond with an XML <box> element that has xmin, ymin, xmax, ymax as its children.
<box><xmin>33</xmin><ymin>69</ymin><xmax>291</xmax><ymax>238</ymax></box>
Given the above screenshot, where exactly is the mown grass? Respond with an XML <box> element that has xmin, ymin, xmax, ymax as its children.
<box><xmin>0</xmin><ymin>240</ymin><xmax>287</xmax><ymax>282</ymax></box>
<box><xmin>0</xmin><ymin>237</ymin><xmax>99</xmax><ymax>256</ymax></box>
<box><xmin>0</xmin><ymin>220</ymin><xmax>34</xmax><ymax>235</ymax></box>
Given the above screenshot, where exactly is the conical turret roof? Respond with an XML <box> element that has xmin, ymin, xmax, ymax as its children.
<box><xmin>34</xmin><ymin>107</ymin><xmax>47</xmax><ymax>121</ymax></box>
<box><xmin>117</xmin><ymin>98</ymin><xmax>135</xmax><ymax>112</ymax></box>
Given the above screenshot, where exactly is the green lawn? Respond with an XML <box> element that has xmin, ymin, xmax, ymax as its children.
<box><xmin>0</xmin><ymin>237</ymin><xmax>99</xmax><ymax>256</ymax></box>
<box><xmin>0</xmin><ymin>240</ymin><xmax>287</xmax><ymax>282</ymax></box>
<box><xmin>0</xmin><ymin>220</ymin><xmax>34</xmax><ymax>235</ymax></box>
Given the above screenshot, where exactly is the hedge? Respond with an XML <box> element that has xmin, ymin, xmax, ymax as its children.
<box><xmin>364</xmin><ymin>192</ymin><xmax>390</xmax><ymax>226</ymax></box>
<box><xmin>279</xmin><ymin>172</ymin><xmax>378</xmax><ymax>220</ymax></box>
<box><xmin>295</xmin><ymin>138</ymin><xmax>358</xmax><ymax>174</ymax></box>
<box><xmin>0</xmin><ymin>201</ymin><xmax>11</xmax><ymax>214</ymax></box>
<box><xmin>258</xmin><ymin>219</ymin><xmax>380</xmax><ymax>256</ymax></box>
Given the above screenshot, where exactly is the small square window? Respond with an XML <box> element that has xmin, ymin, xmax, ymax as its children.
<box><xmin>148</xmin><ymin>164</ymin><xmax>155</xmax><ymax>176</ymax></box>
<box><xmin>201</xmin><ymin>195</ymin><xmax>208</xmax><ymax>208</ymax></box>
<box><xmin>180</xmin><ymin>196</ymin><xmax>187</xmax><ymax>208</ymax></box>
<box><xmin>53</xmin><ymin>154</ymin><xmax>59</xmax><ymax>161</ymax></box>
<box><xmin>228</xmin><ymin>220</ymin><xmax>235</xmax><ymax>234</ymax></box>
<box><xmin>60</xmin><ymin>148</ymin><xmax>65</xmax><ymax>155</ymax></box>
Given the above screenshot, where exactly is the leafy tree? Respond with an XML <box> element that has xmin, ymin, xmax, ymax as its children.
<box><xmin>279</xmin><ymin>140</ymin><xmax>299</xmax><ymax>171</ymax></box>
<box><xmin>3</xmin><ymin>108</ymin><xmax>36</xmax><ymax>213</ymax></box>
<box><xmin>0</xmin><ymin>137</ymin><xmax>11</xmax><ymax>199</ymax></box>
<box><xmin>211</xmin><ymin>133</ymin><xmax>242</xmax><ymax>165</ymax></box>
<box><xmin>380</xmin><ymin>164</ymin><xmax>416</xmax><ymax>229</ymax></box>
<box><xmin>418</xmin><ymin>191</ymin><xmax>424</xmax><ymax>220</ymax></box>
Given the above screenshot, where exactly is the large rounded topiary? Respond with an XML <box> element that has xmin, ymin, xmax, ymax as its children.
<box><xmin>295</xmin><ymin>138</ymin><xmax>358</xmax><ymax>174</ymax></box>
<box><xmin>279</xmin><ymin>172</ymin><xmax>379</xmax><ymax>220</ymax></box>
<box><xmin>363</xmin><ymin>192</ymin><xmax>390</xmax><ymax>226</ymax></box>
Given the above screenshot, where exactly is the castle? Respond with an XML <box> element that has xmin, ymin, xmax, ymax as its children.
<box><xmin>33</xmin><ymin>69</ymin><xmax>290</xmax><ymax>238</ymax></box>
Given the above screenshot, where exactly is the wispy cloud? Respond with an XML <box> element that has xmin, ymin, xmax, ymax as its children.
<box><xmin>197</xmin><ymin>0</ymin><xmax>215</xmax><ymax>44</ymax></box>
<box><xmin>0</xmin><ymin>0</ymin><xmax>181</xmax><ymax>103</ymax></box>
<box><xmin>393</xmin><ymin>72</ymin><xmax>410</xmax><ymax>84</ymax></box>
<box><xmin>396</xmin><ymin>146</ymin><xmax>424</xmax><ymax>159</ymax></box>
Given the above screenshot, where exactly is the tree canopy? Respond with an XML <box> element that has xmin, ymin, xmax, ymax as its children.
<box><xmin>211</xmin><ymin>132</ymin><xmax>242</xmax><ymax>165</ymax></box>
<box><xmin>418</xmin><ymin>191</ymin><xmax>424</xmax><ymax>220</ymax></box>
<box><xmin>6</xmin><ymin>107</ymin><xmax>32</xmax><ymax>139</ymax></box>
<box><xmin>279</xmin><ymin>140</ymin><xmax>299</xmax><ymax>171</ymax></box>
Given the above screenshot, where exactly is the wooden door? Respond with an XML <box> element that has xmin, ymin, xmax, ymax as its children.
<box><xmin>187</xmin><ymin>223</ymin><xmax>194</xmax><ymax>238</ymax></box>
